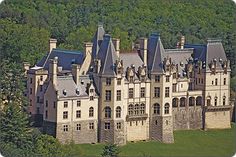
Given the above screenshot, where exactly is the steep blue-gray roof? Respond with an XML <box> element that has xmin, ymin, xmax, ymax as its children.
<box><xmin>36</xmin><ymin>49</ymin><xmax>84</xmax><ymax>70</ymax></box>
<box><xmin>92</xmin><ymin>25</ymin><xmax>105</xmax><ymax>59</ymax></box>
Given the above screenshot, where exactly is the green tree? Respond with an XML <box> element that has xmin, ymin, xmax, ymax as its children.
<box><xmin>101</xmin><ymin>144</ymin><xmax>120</xmax><ymax>157</ymax></box>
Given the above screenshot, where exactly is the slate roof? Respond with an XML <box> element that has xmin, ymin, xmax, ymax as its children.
<box><xmin>120</xmin><ymin>53</ymin><xmax>144</xmax><ymax>70</ymax></box>
<box><xmin>36</xmin><ymin>49</ymin><xmax>84</xmax><ymax>71</ymax></box>
<box><xmin>56</xmin><ymin>75</ymin><xmax>88</xmax><ymax>99</ymax></box>
<box><xmin>92</xmin><ymin>24</ymin><xmax>105</xmax><ymax>59</ymax></box>
<box><xmin>147</xmin><ymin>33</ymin><xmax>165</xmax><ymax>73</ymax></box>
<box><xmin>97</xmin><ymin>34</ymin><xmax>118</xmax><ymax>76</ymax></box>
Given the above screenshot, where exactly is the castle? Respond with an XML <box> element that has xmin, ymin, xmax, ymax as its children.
<box><xmin>26</xmin><ymin>25</ymin><xmax>233</xmax><ymax>145</ymax></box>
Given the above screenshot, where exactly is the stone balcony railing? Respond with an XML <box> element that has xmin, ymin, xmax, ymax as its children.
<box><xmin>126</xmin><ymin>113</ymin><xmax>148</xmax><ymax>121</ymax></box>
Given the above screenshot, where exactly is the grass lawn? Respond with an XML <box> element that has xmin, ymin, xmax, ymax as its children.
<box><xmin>68</xmin><ymin>123</ymin><xmax>236</xmax><ymax>157</ymax></box>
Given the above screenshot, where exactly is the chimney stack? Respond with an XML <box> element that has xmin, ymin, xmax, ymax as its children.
<box><xmin>72</xmin><ymin>64</ymin><xmax>81</xmax><ymax>85</ymax></box>
<box><xmin>112</xmin><ymin>38</ymin><xmax>120</xmax><ymax>58</ymax></box>
<box><xmin>49</xmin><ymin>57</ymin><xmax>58</xmax><ymax>86</ymax></box>
<box><xmin>84</xmin><ymin>42</ymin><xmax>93</xmax><ymax>57</ymax></box>
<box><xmin>139</xmin><ymin>38</ymin><xmax>148</xmax><ymax>66</ymax></box>
<box><xmin>180</xmin><ymin>36</ymin><xmax>185</xmax><ymax>49</ymax></box>
<box><xmin>49</xmin><ymin>38</ymin><xmax>57</xmax><ymax>53</ymax></box>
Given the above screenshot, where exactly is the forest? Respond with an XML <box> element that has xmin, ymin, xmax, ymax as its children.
<box><xmin>0</xmin><ymin>0</ymin><xmax>236</xmax><ymax>156</ymax></box>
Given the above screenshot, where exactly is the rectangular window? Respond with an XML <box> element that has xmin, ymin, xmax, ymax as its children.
<box><xmin>155</xmin><ymin>75</ymin><xmax>160</xmax><ymax>82</ymax></box>
<box><xmin>105</xmin><ymin>90</ymin><xmax>111</xmax><ymax>101</ymax></box>
<box><xmin>76</xmin><ymin>124</ymin><xmax>81</xmax><ymax>131</ymax></box>
<box><xmin>215</xmin><ymin>79</ymin><xmax>218</xmax><ymax>86</ymax></box>
<box><xmin>76</xmin><ymin>110</ymin><xmax>81</xmax><ymax>118</ymax></box>
<box><xmin>117</xmin><ymin>122</ymin><xmax>121</xmax><ymax>129</ymax></box>
<box><xmin>166</xmin><ymin>76</ymin><xmax>170</xmax><ymax>82</ymax></box>
<box><xmin>165</xmin><ymin>87</ymin><xmax>170</xmax><ymax>97</ymax></box>
<box><xmin>77</xmin><ymin>100</ymin><xmax>81</xmax><ymax>107</ymax></box>
<box><xmin>40</xmin><ymin>76</ymin><xmax>43</xmax><ymax>81</ymax></box>
<box><xmin>129</xmin><ymin>88</ymin><xmax>134</xmax><ymax>98</ymax></box>
<box><xmin>117</xmin><ymin>90</ymin><xmax>121</xmax><ymax>101</ymax></box>
<box><xmin>201</xmin><ymin>78</ymin><xmax>203</xmax><ymax>84</ymax></box>
<box><xmin>30</xmin><ymin>88</ymin><xmax>32</xmax><ymax>94</ymax></box>
<box><xmin>37</xmin><ymin>107</ymin><xmax>40</xmax><ymax>114</ymax></box>
<box><xmin>90</xmin><ymin>96</ymin><xmax>94</xmax><ymax>101</ymax></box>
<box><xmin>64</xmin><ymin>101</ymin><xmax>68</xmax><ymax>108</ymax></box>
<box><xmin>172</xmin><ymin>84</ymin><xmax>177</xmax><ymax>92</ymax></box>
<box><xmin>117</xmin><ymin>78</ymin><xmax>121</xmax><ymax>85</ymax></box>
<box><xmin>45</xmin><ymin>110</ymin><xmax>48</xmax><ymax>119</ymax></box>
<box><xmin>40</xmin><ymin>85</ymin><xmax>43</xmax><ymax>92</ymax></box>
<box><xmin>195</xmin><ymin>78</ymin><xmax>197</xmax><ymax>85</ymax></box>
<box><xmin>105</xmin><ymin>122</ymin><xmax>110</xmax><ymax>130</ymax></box>
<box><xmin>63</xmin><ymin>125</ymin><xmax>68</xmax><ymax>132</ymax></box>
<box><xmin>140</xmin><ymin>87</ymin><xmax>145</xmax><ymax>98</ymax></box>
<box><xmin>90</xmin><ymin>89</ymin><xmax>94</xmax><ymax>93</ymax></box>
<box><xmin>89</xmin><ymin>123</ymin><xmax>94</xmax><ymax>130</ymax></box>
<box><xmin>106</xmin><ymin>78</ymin><xmax>111</xmax><ymax>85</ymax></box>
<box><xmin>198</xmin><ymin>78</ymin><xmax>200</xmax><ymax>84</ymax></box>
<box><xmin>154</xmin><ymin>87</ymin><xmax>160</xmax><ymax>98</ymax></box>
<box><xmin>30</xmin><ymin>78</ymin><xmax>32</xmax><ymax>84</ymax></box>
<box><xmin>63</xmin><ymin>111</ymin><xmax>68</xmax><ymax>119</ymax></box>
<box><xmin>53</xmin><ymin>101</ymin><xmax>56</xmax><ymax>108</ymax></box>
<box><xmin>30</xmin><ymin>99</ymin><xmax>32</xmax><ymax>106</ymax></box>
<box><xmin>46</xmin><ymin>100</ymin><xmax>48</xmax><ymax>107</ymax></box>
<box><xmin>224</xmin><ymin>78</ymin><xmax>226</xmax><ymax>85</ymax></box>
<box><xmin>37</xmin><ymin>96</ymin><xmax>40</xmax><ymax>103</ymax></box>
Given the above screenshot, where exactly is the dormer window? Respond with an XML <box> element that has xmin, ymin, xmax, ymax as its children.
<box><xmin>106</xmin><ymin>78</ymin><xmax>111</xmax><ymax>85</ymax></box>
<box><xmin>90</xmin><ymin>89</ymin><xmax>94</xmax><ymax>93</ymax></box>
<box><xmin>63</xmin><ymin>89</ymin><xmax>67</xmax><ymax>96</ymax></box>
<box><xmin>76</xmin><ymin>88</ymin><xmax>80</xmax><ymax>95</ymax></box>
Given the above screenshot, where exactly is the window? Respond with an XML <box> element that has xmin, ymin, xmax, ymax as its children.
<box><xmin>45</xmin><ymin>110</ymin><xmax>48</xmax><ymax>119</ymax></box>
<box><xmin>116</xmin><ymin>106</ymin><xmax>121</xmax><ymax>118</ymax></box>
<box><xmin>153</xmin><ymin>103</ymin><xmax>160</xmax><ymax>114</ymax></box>
<box><xmin>198</xmin><ymin>78</ymin><xmax>200</xmax><ymax>84</ymax></box>
<box><xmin>166</xmin><ymin>76</ymin><xmax>170</xmax><ymax>82</ymax></box>
<box><xmin>77</xmin><ymin>100</ymin><xmax>81</xmax><ymax>107</ymax></box>
<box><xmin>117</xmin><ymin>78</ymin><xmax>121</xmax><ymax>85</ymax></box>
<box><xmin>63</xmin><ymin>125</ymin><xmax>68</xmax><ymax>132</ymax></box>
<box><xmin>30</xmin><ymin>99</ymin><xmax>32</xmax><ymax>106</ymax></box>
<box><xmin>30</xmin><ymin>78</ymin><xmax>32</xmax><ymax>84</ymax></box>
<box><xmin>64</xmin><ymin>101</ymin><xmax>68</xmax><ymax>108</ymax></box>
<box><xmin>129</xmin><ymin>76</ymin><xmax>134</xmax><ymax>82</ymax></box>
<box><xmin>105</xmin><ymin>122</ymin><xmax>110</xmax><ymax>129</ymax></box>
<box><xmin>212</xmin><ymin>81</ymin><xmax>214</xmax><ymax>85</ymax></box>
<box><xmin>76</xmin><ymin>124</ymin><xmax>81</xmax><ymax>131</ymax></box>
<box><xmin>63</xmin><ymin>111</ymin><xmax>68</xmax><ymax>119</ymax></box>
<box><xmin>224</xmin><ymin>78</ymin><xmax>226</xmax><ymax>85</ymax></box>
<box><xmin>89</xmin><ymin>123</ymin><xmax>94</xmax><ymax>129</ymax></box>
<box><xmin>201</xmin><ymin>78</ymin><xmax>203</xmax><ymax>84</ymax></box>
<box><xmin>214</xmin><ymin>97</ymin><xmax>217</xmax><ymax>106</ymax></box>
<box><xmin>30</xmin><ymin>88</ymin><xmax>32</xmax><ymax>94</ymax></box>
<box><xmin>195</xmin><ymin>78</ymin><xmax>198</xmax><ymax>85</ymax></box>
<box><xmin>117</xmin><ymin>122</ymin><xmax>121</xmax><ymax>129</ymax></box>
<box><xmin>173</xmin><ymin>73</ymin><xmax>176</xmax><ymax>79</ymax></box>
<box><xmin>117</xmin><ymin>90</ymin><xmax>121</xmax><ymax>101</ymax></box>
<box><xmin>46</xmin><ymin>100</ymin><xmax>48</xmax><ymax>107</ymax></box>
<box><xmin>37</xmin><ymin>96</ymin><xmax>40</xmax><ymax>103</ymax></box>
<box><xmin>104</xmin><ymin>107</ymin><xmax>111</xmax><ymax>118</ymax></box>
<box><xmin>223</xmin><ymin>97</ymin><xmax>226</xmax><ymax>106</ymax></box>
<box><xmin>128</xmin><ymin>104</ymin><xmax>133</xmax><ymax>115</ymax></box>
<box><xmin>53</xmin><ymin>101</ymin><xmax>56</xmax><ymax>108</ymax></box>
<box><xmin>106</xmin><ymin>78</ymin><xmax>111</xmax><ymax>85</ymax></box>
<box><xmin>172</xmin><ymin>84</ymin><xmax>177</xmax><ymax>92</ymax></box>
<box><xmin>105</xmin><ymin>90</ymin><xmax>111</xmax><ymax>101</ymax></box>
<box><xmin>155</xmin><ymin>75</ymin><xmax>160</xmax><ymax>82</ymax></box>
<box><xmin>76</xmin><ymin>110</ymin><xmax>81</xmax><ymax>118</ymax></box>
<box><xmin>165</xmin><ymin>87</ymin><xmax>170</xmax><ymax>97</ymax></box>
<box><xmin>140</xmin><ymin>87</ymin><xmax>145</xmax><ymax>98</ymax></box>
<box><xmin>154</xmin><ymin>87</ymin><xmax>160</xmax><ymax>98</ymax></box>
<box><xmin>215</xmin><ymin>78</ymin><xmax>218</xmax><ymax>86</ymax></box>
<box><xmin>89</xmin><ymin>107</ymin><xmax>94</xmax><ymax>117</ymax></box>
<box><xmin>37</xmin><ymin>107</ymin><xmax>40</xmax><ymax>114</ymax></box>
<box><xmin>40</xmin><ymin>76</ymin><xmax>43</xmax><ymax>81</ymax></box>
<box><xmin>134</xmin><ymin>104</ymin><xmax>139</xmax><ymax>115</ymax></box>
<box><xmin>164</xmin><ymin>103</ymin><xmax>170</xmax><ymax>114</ymax></box>
<box><xmin>90</xmin><ymin>89</ymin><xmax>94</xmax><ymax>93</ymax></box>
<box><xmin>140</xmin><ymin>104</ymin><xmax>145</xmax><ymax>114</ymax></box>
<box><xmin>130</xmin><ymin>121</ymin><xmax>132</xmax><ymax>126</ymax></box>
<box><xmin>40</xmin><ymin>85</ymin><xmax>43</xmax><ymax>92</ymax></box>
<box><xmin>129</xmin><ymin>88</ymin><xmax>134</xmax><ymax>98</ymax></box>
<box><xmin>90</xmin><ymin>96</ymin><xmax>94</xmax><ymax>101</ymax></box>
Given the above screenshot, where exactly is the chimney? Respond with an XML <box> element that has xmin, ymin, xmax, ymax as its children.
<box><xmin>180</xmin><ymin>36</ymin><xmax>185</xmax><ymax>49</ymax></box>
<box><xmin>112</xmin><ymin>38</ymin><xmax>120</xmax><ymax>58</ymax></box>
<box><xmin>49</xmin><ymin>57</ymin><xmax>58</xmax><ymax>86</ymax></box>
<box><xmin>84</xmin><ymin>42</ymin><xmax>93</xmax><ymax>57</ymax></box>
<box><xmin>139</xmin><ymin>38</ymin><xmax>148</xmax><ymax>66</ymax></box>
<box><xmin>72</xmin><ymin>64</ymin><xmax>80</xmax><ymax>85</ymax></box>
<box><xmin>49</xmin><ymin>38</ymin><xmax>57</xmax><ymax>53</ymax></box>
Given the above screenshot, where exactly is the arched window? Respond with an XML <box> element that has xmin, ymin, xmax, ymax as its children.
<box><xmin>196</xmin><ymin>96</ymin><xmax>202</xmax><ymax>106</ymax></box>
<box><xmin>104</xmin><ymin>106</ymin><xmax>111</xmax><ymax>118</ymax></box>
<box><xmin>116</xmin><ymin>106</ymin><xmax>121</xmax><ymax>118</ymax></box>
<box><xmin>128</xmin><ymin>104</ymin><xmax>133</xmax><ymax>115</ymax></box>
<box><xmin>180</xmin><ymin>97</ymin><xmax>186</xmax><ymax>107</ymax></box>
<box><xmin>134</xmin><ymin>104</ymin><xmax>139</xmax><ymax>115</ymax></box>
<box><xmin>140</xmin><ymin>104</ymin><xmax>145</xmax><ymax>114</ymax></box>
<box><xmin>223</xmin><ymin>96</ymin><xmax>226</xmax><ymax>106</ymax></box>
<box><xmin>172</xmin><ymin>98</ymin><xmax>178</xmax><ymax>107</ymax></box>
<box><xmin>164</xmin><ymin>103</ymin><xmax>170</xmax><ymax>114</ymax></box>
<box><xmin>214</xmin><ymin>97</ymin><xmax>218</xmax><ymax>106</ymax></box>
<box><xmin>153</xmin><ymin>103</ymin><xmax>160</xmax><ymax>115</ymax></box>
<box><xmin>89</xmin><ymin>107</ymin><xmax>94</xmax><ymax>117</ymax></box>
<box><xmin>207</xmin><ymin>96</ymin><xmax>211</xmax><ymax>106</ymax></box>
<box><xmin>189</xmin><ymin>97</ymin><xmax>195</xmax><ymax>106</ymax></box>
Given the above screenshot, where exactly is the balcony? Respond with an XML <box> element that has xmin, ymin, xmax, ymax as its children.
<box><xmin>204</xmin><ymin>105</ymin><xmax>232</xmax><ymax>112</ymax></box>
<box><xmin>126</xmin><ymin>114</ymin><xmax>148</xmax><ymax>121</ymax></box>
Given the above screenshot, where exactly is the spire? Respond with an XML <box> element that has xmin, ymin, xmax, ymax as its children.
<box><xmin>92</xmin><ymin>24</ymin><xmax>105</xmax><ymax>59</ymax></box>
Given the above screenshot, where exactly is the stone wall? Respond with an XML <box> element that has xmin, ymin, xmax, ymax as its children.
<box><xmin>99</xmin><ymin>120</ymin><xmax>115</xmax><ymax>144</ymax></box>
<box><xmin>113</xmin><ymin>120</ymin><xmax>126</xmax><ymax>145</ymax></box>
<box><xmin>172</xmin><ymin>106</ymin><xmax>202</xmax><ymax>130</ymax></box>
<box><xmin>205</xmin><ymin>110</ymin><xmax>231</xmax><ymax>129</ymax></box>
<box><xmin>43</xmin><ymin>120</ymin><xmax>56</xmax><ymax>137</ymax></box>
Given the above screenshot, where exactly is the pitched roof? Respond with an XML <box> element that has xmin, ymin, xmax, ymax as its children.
<box><xmin>36</xmin><ymin>49</ymin><xmax>84</xmax><ymax>70</ymax></box>
<box><xmin>97</xmin><ymin>34</ymin><xmax>118</xmax><ymax>76</ymax></box>
<box><xmin>147</xmin><ymin>33</ymin><xmax>165</xmax><ymax>73</ymax></box>
<box><xmin>120</xmin><ymin>52</ymin><xmax>144</xmax><ymax>70</ymax></box>
<box><xmin>92</xmin><ymin>25</ymin><xmax>105</xmax><ymax>59</ymax></box>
